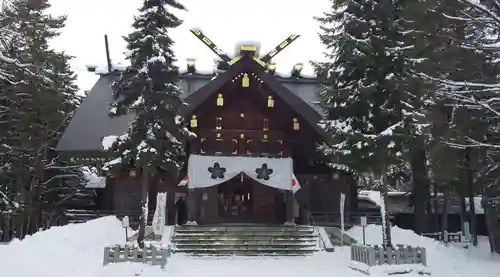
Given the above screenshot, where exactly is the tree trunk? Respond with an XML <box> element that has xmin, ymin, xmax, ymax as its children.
<box><xmin>433</xmin><ymin>184</ymin><xmax>439</xmax><ymax>232</ymax></box>
<box><xmin>410</xmin><ymin>136</ymin><xmax>430</xmax><ymax>234</ymax></box>
<box><xmin>465</xmin><ymin>148</ymin><xmax>477</xmax><ymax>246</ymax></box>
<box><xmin>457</xmin><ymin>180</ymin><xmax>468</xmax><ymax>236</ymax></box>
<box><xmin>484</xmin><ymin>198</ymin><xmax>500</xmax><ymax>254</ymax></box>
<box><xmin>137</xmin><ymin>166</ymin><xmax>150</xmax><ymax>249</ymax></box>
<box><xmin>441</xmin><ymin>188</ymin><xmax>449</xmax><ymax>245</ymax></box>
<box><xmin>381</xmin><ymin>174</ymin><xmax>392</xmax><ymax>247</ymax></box>
<box><xmin>374</xmin><ymin>160</ymin><xmax>392</xmax><ymax>248</ymax></box>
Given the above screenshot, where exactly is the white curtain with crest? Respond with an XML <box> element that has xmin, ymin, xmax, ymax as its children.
<box><xmin>187</xmin><ymin>155</ymin><xmax>293</xmax><ymax>190</ymax></box>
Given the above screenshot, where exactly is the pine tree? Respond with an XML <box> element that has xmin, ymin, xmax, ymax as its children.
<box><xmin>315</xmin><ymin>0</ymin><xmax>427</xmax><ymax>247</ymax></box>
<box><xmin>108</xmin><ymin>0</ymin><xmax>192</xmax><ymax>248</ymax></box>
<box><xmin>0</xmin><ymin>0</ymin><xmax>84</xmax><ymax>230</ymax></box>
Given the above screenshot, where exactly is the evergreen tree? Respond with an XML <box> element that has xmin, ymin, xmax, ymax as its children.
<box><xmin>107</xmin><ymin>0</ymin><xmax>192</xmax><ymax>248</ymax></box>
<box><xmin>0</xmin><ymin>0</ymin><xmax>84</xmax><ymax>231</ymax></box>
<box><xmin>314</xmin><ymin>0</ymin><xmax>426</xmax><ymax>247</ymax></box>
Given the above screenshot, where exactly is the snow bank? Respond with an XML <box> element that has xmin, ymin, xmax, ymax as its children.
<box><xmin>1</xmin><ymin>218</ymin><xmax>499</xmax><ymax>277</ymax></box>
<box><xmin>0</xmin><ymin>216</ymin><xmax>126</xmax><ymax>277</ymax></box>
<box><xmin>349</xmin><ymin>224</ymin><xmax>440</xmax><ymax>248</ymax></box>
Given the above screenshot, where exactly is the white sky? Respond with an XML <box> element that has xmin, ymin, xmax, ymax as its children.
<box><xmin>48</xmin><ymin>0</ymin><xmax>330</xmax><ymax>94</ymax></box>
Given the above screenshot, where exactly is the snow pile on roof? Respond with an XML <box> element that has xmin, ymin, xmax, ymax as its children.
<box><xmin>234</xmin><ymin>40</ymin><xmax>262</xmax><ymax>57</ymax></box>
<box><xmin>102</xmin><ymin>134</ymin><xmax>121</xmax><ymax>150</ymax></box>
<box><xmin>81</xmin><ymin>166</ymin><xmax>106</xmax><ymax>188</ymax></box>
<box><xmin>348</xmin><ymin>224</ymin><xmax>500</xmax><ymax>277</ymax></box>
<box><xmin>87</xmin><ymin>63</ymin><xmax>128</xmax><ymax>74</ymax></box>
<box><xmin>358</xmin><ymin>190</ymin><xmax>382</xmax><ymax>206</ymax></box>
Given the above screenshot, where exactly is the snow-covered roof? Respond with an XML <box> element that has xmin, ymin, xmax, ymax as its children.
<box><xmin>56</xmin><ymin>59</ymin><xmax>322</xmax><ymax>153</ymax></box>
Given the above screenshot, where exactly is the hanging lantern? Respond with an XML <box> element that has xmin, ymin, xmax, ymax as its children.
<box><xmin>242</xmin><ymin>73</ymin><xmax>250</xmax><ymax>87</ymax></box>
<box><xmin>263</xmin><ymin>134</ymin><xmax>269</xmax><ymax>141</ymax></box>
<box><xmin>267</xmin><ymin>95</ymin><xmax>274</xmax><ymax>108</ymax></box>
<box><xmin>217</xmin><ymin>93</ymin><xmax>224</xmax><ymax>107</ymax></box>
<box><xmin>216</xmin><ymin>117</ymin><xmax>222</xmax><ymax>130</ymax></box>
<box><xmin>293</xmin><ymin>117</ymin><xmax>300</xmax><ymax>130</ymax></box>
<box><xmin>263</xmin><ymin>118</ymin><xmax>269</xmax><ymax>131</ymax></box>
<box><xmin>190</xmin><ymin>115</ymin><xmax>198</xmax><ymax>128</ymax></box>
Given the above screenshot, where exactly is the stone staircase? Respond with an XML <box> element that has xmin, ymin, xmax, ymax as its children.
<box><xmin>171</xmin><ymin>224</ymin><xmax>318</xmax><ymax>256</ymax></box>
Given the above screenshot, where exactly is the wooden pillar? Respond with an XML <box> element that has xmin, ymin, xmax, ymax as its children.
<box><xmin>187</xmin><ymin>189</ymin><xmax>198</xmax><ymax>223</ymax></box>
<box><xmin>286</xmin><ymin>191</ymin><xmax>294</xmax><ymax>223</ymax></box>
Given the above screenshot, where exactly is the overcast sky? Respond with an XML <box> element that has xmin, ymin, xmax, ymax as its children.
<box><xmin>48</xmin><ymin>0</ymin><xmax>330</xmax><ymax>94</ymax></box>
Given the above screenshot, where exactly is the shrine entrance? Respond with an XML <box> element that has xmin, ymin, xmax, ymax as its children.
<box><xmin>217</xmin><ymin>174</ymin><xmax>286</xmax><ymax>224</ymax></box>
<box><xmin>218</xmin><ymin>175</ymin><xmax>253</xmax><ymax>222</ymax></box>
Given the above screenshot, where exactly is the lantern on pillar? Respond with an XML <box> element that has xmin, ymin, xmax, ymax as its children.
<box><xmin>242</xmin><ymin>73</ymin><xmax>250</xmax><ymax>87</ymax></box>
<box><xmin>216</xmin><ymin>117</ymin><xmax>222</xmax><ymax>130</ymax></box>
<box><xmin>293</xmin><ymin>118</ymin><xmax>300</xmax><ymax>130</ymax></box>
<box><xmin>267</xmin><ymin>95</ymin><xmax>274</xmax><ymax>108</ymax></box>
<box><xmin>217</xmin><ymin>93</ymin><xmax>224</xmax><ymax>107</ymax></box>
<box><xmin>263</xmin><ymin>118</ymin><xmax>269</xmax><ymax>131</ymax></box>
<box><xmin>190</xmin><ymin>115</ymin><xmax>198</xmax><ymax>128</ymax></box>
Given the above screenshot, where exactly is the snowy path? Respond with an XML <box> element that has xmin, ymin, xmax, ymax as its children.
<box><xmin>1</xmin><ymin>217</ymin><xmax>499</xmax><ymax>277</ymax></box>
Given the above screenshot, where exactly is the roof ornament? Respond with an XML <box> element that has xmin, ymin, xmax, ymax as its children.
<box><xmin>189</xmin><ymin>28</ymin><xmax>233</xmax><ymax>71</ymax></box>
<box><xmin>259</xmin><ymin>34</ymin><xmax>300</xmax><ymax>70</ymax></box>
<box><xmin>189</xmin><ymin>29</ymin><xmax>301</xmax><ymax>72</ymax></box>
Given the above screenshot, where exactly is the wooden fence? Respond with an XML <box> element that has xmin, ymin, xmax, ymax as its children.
<box><xmin>103</xmin><ymin>245</ymin><xmax>170</xmax><ymax>269</ymax></box>
<box><xmin>421</xmin><ymin>231</ymin><xmax>463</xmax><ymax>243</ymax></box>
<box><xmin>351</xmin><ymin>244</ymin><xmax>427</xmax><ymax>266</ymax></box>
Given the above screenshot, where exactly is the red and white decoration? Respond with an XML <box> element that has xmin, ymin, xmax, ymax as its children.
<box><xmin>178</xmin><ymin>176</ymin><xmax>188</xmax><ymax>187</ymax></box>
<box><xmin>291</xmin><ymin>174</ymin><xmax>301</xmax><ymax>193</ymax></box>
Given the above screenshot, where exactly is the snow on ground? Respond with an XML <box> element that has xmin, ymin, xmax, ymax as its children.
<box><xmin>1</xmin><ymin>217</ymin><xmax>499</xmax><ymax>277</ymax></box>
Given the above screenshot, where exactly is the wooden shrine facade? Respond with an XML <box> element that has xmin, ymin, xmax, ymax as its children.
<box><xmin>55</xmin><ymin>37</ymin><xmax>357</xmax><ymax>226</ymax></box>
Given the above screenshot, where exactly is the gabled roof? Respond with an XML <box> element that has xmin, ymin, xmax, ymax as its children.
<box><xmin>56</xmin><ymin>56</ymin><xmax>325</xmax><ymax>153</ymax></box>
<box><xmin>182</xmin><ymin>55</ymin><xmax>326</xmax><ymax>136</ymax></box>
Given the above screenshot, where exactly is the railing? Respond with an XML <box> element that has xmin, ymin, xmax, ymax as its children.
<box><xmin>310</xmin><ymin>211</ymin><xmax>389</xmax><ymax>229</ymax></box>
<box><xmin>421</xmin><ymin>231</ymin><xmax>463</xmax><ymax>243</ymax></box>
<box><xmin>308</xmin><ymin>211</ymin><xmax>327</xmax><ymax>250</ymax></box>
<box><xmin>351</xmin><ymin>244</ymin><xmax>427</xmax><ymax>266</ymax></box>
<box><xmin>65</xmin><ymin>209</ymin><xmax>155</xmax><ymax>226</ymax></box>
<box><xmin>103</xmin><ymin>244</ymin><xmax>170</xmax><ymax>269</ymax></box>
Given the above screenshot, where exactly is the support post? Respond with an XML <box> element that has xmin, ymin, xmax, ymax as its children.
<box><xmin>285</xmin><ymin>191</ymin><xmax>294</xmax><ymax>224</ymax></box>
<box><xmin>187</xmin><ymin>189</ymin><xmax>198</xmax><ymax>223</ymax></box>
<box><xmin>104</xmin><ymin>34</ymin><xmax>112</xmax><ymax>73</ymax></box>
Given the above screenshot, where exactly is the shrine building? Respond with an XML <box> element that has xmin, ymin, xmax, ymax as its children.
<box><xmin>55</xmin><ymin>31</ymin><xmax>358</xmax><ymax>225</ymax></box>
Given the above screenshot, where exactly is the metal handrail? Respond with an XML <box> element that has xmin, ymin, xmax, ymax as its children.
<box><xmin>308</xmin><ymin>211</ymin><xmax>327</xmax><ymax>250</ymax></box>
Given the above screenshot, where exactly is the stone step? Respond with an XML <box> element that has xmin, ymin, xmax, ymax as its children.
<box><xmin>172</xmin><ymin>238</ymin><xmax>317</xmax><ymax>243</ymax></box>
<box><xmin>174</xmin><ymin>231</ymin><xmax>315</xmax><ymax>237</ymax></box>
<box><xmin>174</xmin><ymin>242</ymin><xmax>316</xmax><ymax>248</ymax></box>
<box><xmin>175</xmin><ymin>225</ymin><xmax>314</xmax><ymax>232</ymax></box>
<box><xmin>172</xmin><ymin>248</ymin><xmax>317</xmax><ymax>255</ymax></box>
<box><xmin>172</xmin><ymin>236</ymin><xmax>316</xmax><ymax>242</ymax></box>
<box><xmin>178</xmin><ymin>252</ymin><xmax>314</xmax><ymax>257</ymax></box>
<box><xmin>171</xmin><ymin>224</ymin><xmax>318</xmax><ymax>256</ymax></box>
